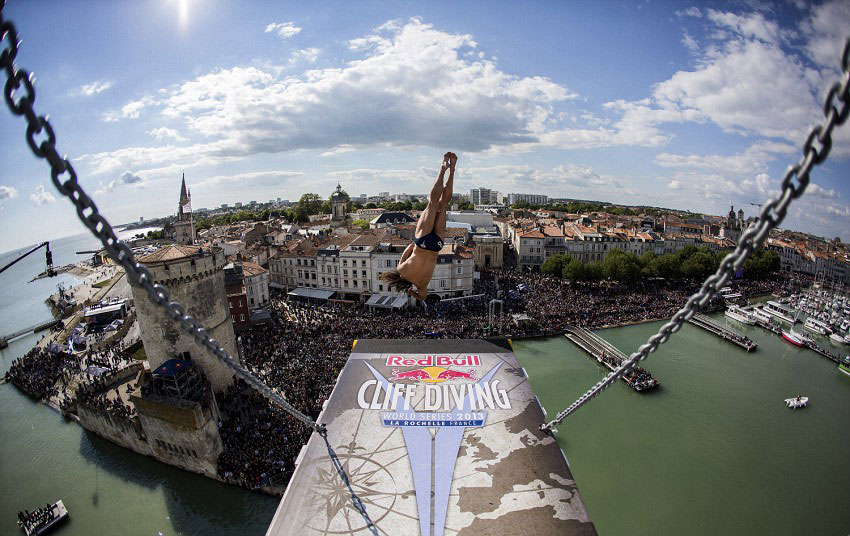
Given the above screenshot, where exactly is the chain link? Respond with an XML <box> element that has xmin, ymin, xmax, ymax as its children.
<box><xmin>541</xmin><ymin>36</ymin><xmax>850</xmax><ymax>433</ymax></box>
<box><xmin>0</xmin><ymin>7</ymin><xmax>323</xmax><ymax>435</ymax></box>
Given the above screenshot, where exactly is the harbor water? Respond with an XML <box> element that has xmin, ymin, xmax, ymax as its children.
<box><xmin>1</xmin><ymin>232</ymin><xmax>277</xmax><ymax>536</ymax></box>
<box><xmin>514</xmin><ymin>317</ymin><xmax>850</xmax><ymax>535</ymax></box>
<box><xmin>2</xmin><ymin>233</ymin><xmax>849</xmax><ymax>534</ymax></box>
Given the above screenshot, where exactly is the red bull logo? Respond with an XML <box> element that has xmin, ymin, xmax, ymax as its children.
<box><xmin>389</xmin><ymin>366</ymin><xmax>478</xmax><ymax>383</ymax></box>
<box><xmin>386</xmin><ymin>355</ymin><xmax>481</xmax><ymax>367</ymax></box>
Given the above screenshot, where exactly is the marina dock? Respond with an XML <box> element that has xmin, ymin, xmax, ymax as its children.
<box><xmin>688</xmin><ymin>313</ymin><xmax>758</xmax><ymax>352</ymax></box>
<box><xmin>564</xmin><ymin>325</ymin><xmax>659</xmax><ymax>391</ymax></box>
<box><xmin>265</xmin><ymin>339</ymin><xmax>597</xmax><ymax>536</ymax></box>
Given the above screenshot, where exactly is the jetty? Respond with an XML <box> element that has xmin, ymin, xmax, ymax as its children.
<box><xmin>688</xmin><ymin>313</ymin><xmax>758</xmax><ymax>352</ymax></box>
<box><xmin>563</xmin><ymin>325</ymin><xmax>659</xmax><ymax>391</ymax></box>
<box><xmin>0</xmin><ymin>319</ymin><xmax>61</xmax><ymax>348</ymax></box>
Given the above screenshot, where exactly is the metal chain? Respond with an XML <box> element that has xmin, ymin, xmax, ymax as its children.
<box><xmin>0</xmin><ymin>9</ymin><xmax>322</xmax><ymax>435</ymax></box>
<box><xmin>541</xmin><ymin>36</ymin><xmax>850</xmax><ymax>433</ymax></box>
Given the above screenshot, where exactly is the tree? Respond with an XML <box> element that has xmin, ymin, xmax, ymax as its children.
<box><xmin>584</xmin><ymin>261</ymin><xmax>605</xmax><ymax>281</ymax></box>
<box><xmin>297</xmin><ymin>193</ymin><xmax>323</xmax><ymax>215</ymax></box>
<box><xmin>541</xmin><ymin>254</ymin><xmax>568</xmax><ymax>277</ymax></box>
<box><xmin>366</xmin><ymin>202</ymin><xmax>377</xmax><ymax>209</ymax></box>
<box><xmin>603</xmin><ymin>249</ymin><xmax>641</xmax><ymax>283</ymax></box>
<box><xmin>562</xmin><ymin>258</ymin><xmax>585</xmax><ymax>281</ymax></box>
<box><xmin>352</xmin><ymin>219</ymin><xmax>370</xmax><ymax>230</ymax></box>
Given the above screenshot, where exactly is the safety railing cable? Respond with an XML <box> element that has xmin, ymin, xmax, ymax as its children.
<box><xmin>541</xmin><ymin>37</ymin><xmax>850</xmax><ymax>433</ymax></box>
<box><xmin>0</xmin><ymin>6</ymin><xmax>377</xmax><ymax>532</ymax></box>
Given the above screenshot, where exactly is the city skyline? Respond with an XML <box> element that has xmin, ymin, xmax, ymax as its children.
<box><xmin>1</xmin><ymin>0</ymin><xmax>849</xmax><ymax>252</ymax></box>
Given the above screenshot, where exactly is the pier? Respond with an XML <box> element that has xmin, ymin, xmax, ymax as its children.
<box><xmin>688</xmin><ymin>313</ymin><xmax>758</xmax><ymax>352</ymax></box>
<box><xmin>564</xmin><ymin>325</ymin><xmax>659</xmax><ymax>391</ymax></box>
<box><xmin>0</xmin><ymin>319</ymin><xmax>61</xmax><ymax>348</ymax></box>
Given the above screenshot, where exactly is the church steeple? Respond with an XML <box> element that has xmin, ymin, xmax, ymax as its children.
<box><xmin>174</xmin><ymin>173</ymin><xmax>195</xmax><ymax>245</ymax></box>
<box><xmin>180</xmin><ymin>173</ymin><xmax>190</xmax><ymax>206</ymax></box>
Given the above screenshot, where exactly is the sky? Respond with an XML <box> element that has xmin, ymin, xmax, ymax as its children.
<box><xmin>1</xmin><ymin>0</ymin><xmax>849</xmax><ymax>253</ymax></box>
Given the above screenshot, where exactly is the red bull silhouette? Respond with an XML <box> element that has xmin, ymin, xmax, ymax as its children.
<box><xmin>436</xmin><ymin>369</ymin><xmax>478</xmax><ymax>381</ymax></box>
<box><xmin>390</xmin><ymin>369</ymin><xmax>431</xmax><ymax>381</ymax></box>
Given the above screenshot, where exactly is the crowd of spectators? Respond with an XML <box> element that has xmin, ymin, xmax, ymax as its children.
<box><xmin>74</xmin><ymin>378</ymin><xmax>135</xmax><ymax>419</ymax></box>
<box><xmin>5</xmin><ymin>347</ymin><xmax>67</xmax><ymax>399</ymax></box>
<box><xmin>216</xmin><ymin>379</ymin><xmax>311</xmax><ymax>490</ymax></box>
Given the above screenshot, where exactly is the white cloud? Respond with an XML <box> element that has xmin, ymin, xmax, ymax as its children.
<box><xmin>148</xmin><ymin>127</ymin><xmax>186</xmax><ymax>142</ymax></box>
<box><xmin>120</xmin><ymin>171</ymin><xmax>143</xmax><ymax>184</ymax></box>
<box><xmin>78</xmin><ymin>80</ymin><xmax>113</xmax><ymax>97</ymax></box>
<box><xmin>676</xmin><ymin>7</ymin><xmax>702</xmax><ymax>18</ymax></box>
<box><xmin>94</xmin><ymin>180</ymin><xmax>117</xmax><ymax>195</ymax></box>
<box><xmin>806</xmin><ymin>182</ymin><xmax>839</xmax><ymax>200</ymax></box>
<box><xmin>681</xmin><ymin>32</ymin><xmax>699</xmax><ymax>52</ymax></box>
<box><xmin>706</xmin><ymin>9</ymin><xmax>782</xmax><ymax>45</ymax></box>
<box><xmin>291</xmin><ymin>47</ymin><xmax>320</xmax><ymax>63</ymax></box>
<box><xmin>30</xmin><ymin>185</ymin><xmax>55</xmax><ymax>205</ymax></box>
<box><xmin>103</xmin><ymin>95</ymin><xmax>156</xmax><ymax>122</ymax></box>
<box><xmin>654</xmin><ymin>140</ymin><xmax>796</xmax><ymax>176</ymax></box>
<box><xmin>668</xmin><ymin>180</ymin><xmax>681</xmax><ymax>189</ymax></box>
<box><xmin>800</xmin><ymin>0</ymin><xmax>850</xmax><ymax>69</ymax></box>
<box><xmin>86</xmin><ymin>18</ymin><xmax>601</xmax><ymax>172</ymax></box>
<box><xmin>193</xmin><ymin>170</ymin><xmax>305</xmax><ymax>188</ymax></box>
<box><xmin>0</xmin><ymin>185</ymin><xmax>17</xmax><ymax>199</ymax></box>
<box><xmin>265</xmin><ymin>21</ymin><xmax>301</xmax><ymax>39</ymax></box>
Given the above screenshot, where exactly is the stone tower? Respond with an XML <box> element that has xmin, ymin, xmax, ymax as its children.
<box><xmin>132</xmin><ymin>245</ymin><xmax>237</xmax><ymax>392</ymax></box>
<box><xmin>173</xmin><ymin>174</ymin><xmax>196</xmax><ymax>245</ymax></box>
<box><xmin>331</xmin><ymin>183</ymin><xmax>348</xmax><ymax>228</ymax></box>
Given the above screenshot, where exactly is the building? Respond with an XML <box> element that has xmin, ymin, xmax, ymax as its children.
<box><xmin>242</xmin><ymin>261</ymin><xmax>270</xmax><ymax>308</ymax></box>
<box><xmin>470</xmin><ymin>188</ymin><xmax>498</xmax><ymax>206</ymax></box>
<box><xmin>370</xmin><ymin>212</ymin><xmax>417</xmax><ymax>229</ymax></box>
<box><xmin>508</xmin><ymin>193</ymin><xmax>548</xmax><ymax>206</ymax></box>
<box><xmin>131</xmin><ymin>244</ymin><xmax>238</xmax><ymax>392</ymax></box>
<box><xmin>471</xmin><ymin>234</ymin><xmax>504</xmax><ymax>269</ymax></box>
<box><xmin>224</xmin><ymin>263</ymin><xmax>250</xmax><ymax>332</ymax></box>
<box><xmin>172</xmin><ymin>174</ymin><xmax>195</xmax><ymax>245</ymax></box>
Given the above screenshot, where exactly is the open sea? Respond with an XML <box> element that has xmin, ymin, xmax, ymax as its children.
<box><xmin>1</xmin><ymin>233</ymin><xmax>849</xmax><ymax>534</ymax></box>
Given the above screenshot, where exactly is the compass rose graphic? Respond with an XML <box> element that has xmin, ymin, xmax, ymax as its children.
<box><xmin>307</xmin><ymin>441</ymin><xmax>399</xmax><ymax>534</ymax></box>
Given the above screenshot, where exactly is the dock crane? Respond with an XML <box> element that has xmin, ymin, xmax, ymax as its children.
<box><xmin>0</xmin><ymin>241</ymin><xmax>56</xmax><ymax>277</ymax></box>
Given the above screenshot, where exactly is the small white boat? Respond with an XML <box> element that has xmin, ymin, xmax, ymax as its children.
<box><xmin>830</xmin><ymin>332</ymin><xmax>849</xmax><ymax>345</ymax></box>
<box><xmin>804</xmin><ymin>317</ymin><xmax>831</xmax><ymax>336</ymax></box>
<box><xmin>764</xmin><ymin>301</ymin><xmax>796</xmax><ymax>324</ymax></box>
<box><xmin>725</xmin><ymin>305</ymin><xmax>756</xmax><ymax>325</ymax></box>
<box><xmin>784</xmin><ymin>396</ymin><xmax>808</xmax><ymax>409</ymax></box>
<box><xmin>753</xmin><ymin>307</ymin><xmax>772</xmax><ymax>324</ymax></box>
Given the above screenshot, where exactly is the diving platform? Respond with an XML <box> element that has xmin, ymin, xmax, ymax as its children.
<box><xmin>688</xmin><ymin>313</ymin><xmax>758</xmax><ymax>352</ymax></box>
<box><xmin>265</xmin><ymin>338</ymin><xmax>596</xmax><ymax>536</ymax></box>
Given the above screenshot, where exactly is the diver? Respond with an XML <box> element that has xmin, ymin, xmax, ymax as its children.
<box><xmin>379</xmin><ymin>152</ymin><xmax>456</xmax><ymax>300</ymax></box>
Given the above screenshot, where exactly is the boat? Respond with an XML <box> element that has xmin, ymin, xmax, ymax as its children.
<box><xmin>764</xmin><ymin>301</ymin><xmax>797</xmax><ymax>324</ymax></box>
<box><xmin>781</xmin><ymin>329</ymin><xmax>814</xmax><ymax>347</ymax></box>
<box><xmin>16</xmin><ymin>500</ymin><xmax>68</xmax><ymax>536</ymax></box>
<box><xmin>830</xmin><ymin>332</ymin><xmax>849</xmax><ymax>345</ymax></box>
<box><xmin>752</xmin><ymin>307</ymin><xmax>772</xmax><ymax>324</ymax></box>
<box><xmin>804</xmin><ymin>317</ymin><xmax>831</xmax><ymax>336</ymax></box>
<box><xmin>840</xmin><ymin>356</ymin><xmax>850</xmax><ymax>377</ymax></box>
<box><xmin>784</xmin><ymin>396</ymin><xmax>808</xmax><ymax>409</ymax></box>
<box><xmin>725</xmin><ymin>305</ymin><xmax>756</xmax><ymax>325</ymax></box>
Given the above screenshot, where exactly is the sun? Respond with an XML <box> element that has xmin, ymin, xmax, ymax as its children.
<box><xmin>178</xmin><ymin>0</ymin><xmax>191</xmax><ymax>28</ymax></box>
